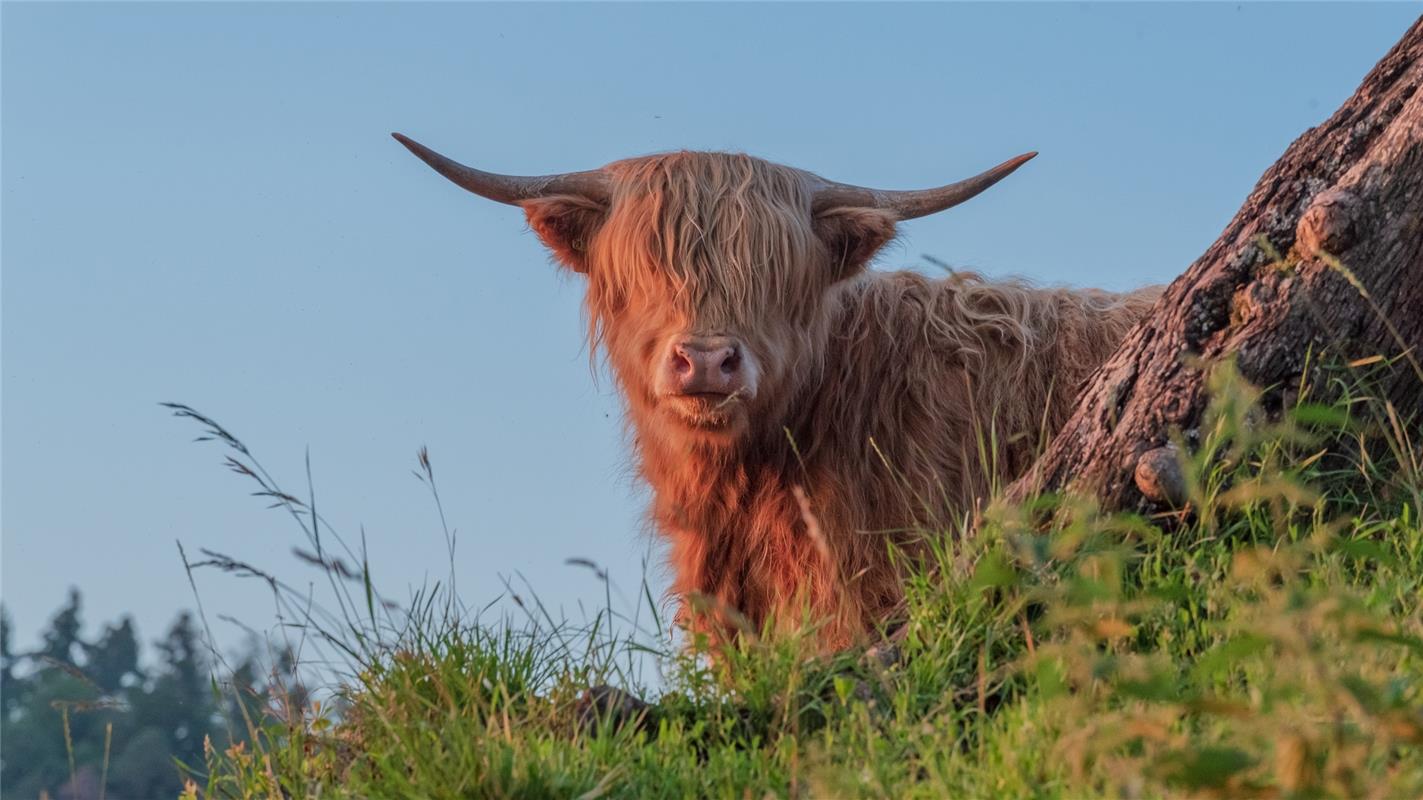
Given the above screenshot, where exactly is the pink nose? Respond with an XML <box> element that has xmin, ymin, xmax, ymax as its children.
<box><xmin>668</xmin><ymin>336</ymin><xmax>745</xmax><ymax>396</ymax></box>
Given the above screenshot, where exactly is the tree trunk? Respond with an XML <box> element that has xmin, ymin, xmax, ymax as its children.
<box><xmin>1011</xmin><ymin>15</ymin><xmax>1423</xmax><ymax>509</ymax></box>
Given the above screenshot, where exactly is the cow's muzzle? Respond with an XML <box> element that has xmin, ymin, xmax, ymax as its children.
<box><xmin>663</xmin><ymin>335</ymin><xmax>754</xmax><ymax>400</ymax></box>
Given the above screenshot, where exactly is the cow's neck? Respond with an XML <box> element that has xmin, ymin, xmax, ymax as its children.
<box><xmin>635</xmin><ymin>387</ymin><xmax>880</xmax><ymax>650</ymax></box>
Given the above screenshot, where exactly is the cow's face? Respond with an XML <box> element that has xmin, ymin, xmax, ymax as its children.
<box><xmin>522</xmin><ymin>154</ymin><xmax>897</xmax><ymax>447</ymax></box>
<box><xmin>391</xmin><ymin>135</ymin><xmax>1033</xmax><ymax>447</ymax></box>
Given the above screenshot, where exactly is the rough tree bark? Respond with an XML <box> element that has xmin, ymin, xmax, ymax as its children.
<box><xmin>1011</xmin><ymin>15</ymin><xmax>1423</xmax><ymax>510</ymax></box>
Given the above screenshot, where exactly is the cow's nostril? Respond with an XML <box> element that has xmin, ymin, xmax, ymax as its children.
<box><xmin>671</xmin><ymin>349</ymin><xmax>694</xmax><ymax>375</ymax></box>
<box><xmin>720</xmin><ymin>350</ymin><xmax>741</xmax><ymax>375</ymax></box>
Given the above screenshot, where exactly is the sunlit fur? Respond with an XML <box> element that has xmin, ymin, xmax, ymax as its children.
<box><xmin>520</xmin><ymin>151</ymin><xmax>1160</xmax><ymax>651</ymax></box>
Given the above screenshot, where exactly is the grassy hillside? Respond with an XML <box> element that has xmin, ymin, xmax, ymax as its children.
<box><xmin>185</xmin><ymin>360</ymin><xmax>1423</xmax><ymax>798</ymax></box>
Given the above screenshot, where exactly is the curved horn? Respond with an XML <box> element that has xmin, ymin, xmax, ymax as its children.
<box><xmin>812</xmin><ymin>152</ymin><xmax>1037</xmax><ymax>220</ymax></box>
<box><xmin>392</xmin><ymin>133</ymin><xmax>611</xmax><ymax>205</ymax></box>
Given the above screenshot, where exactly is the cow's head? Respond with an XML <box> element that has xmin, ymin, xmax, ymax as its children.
<box><xmin>394</xmin><ymin>135</ymin><xmax>1033</xmax><ymax>449</ymax></box>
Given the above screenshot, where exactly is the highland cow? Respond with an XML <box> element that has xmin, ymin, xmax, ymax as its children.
<box><xmin>394</xmin><ymin>134</ymin><xmax>1160</xmax><ymax>650</ymax></box>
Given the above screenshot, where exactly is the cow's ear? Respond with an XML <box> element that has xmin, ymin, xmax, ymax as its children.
<box><xmin>522</xmin><ymin>196</ymin><xmax>608</xmax><ymax>274</ymax></box>
<box><xmin>813</xmin><ymin>207</ymin><xmax>898</xmax><ymax>278</ymax></box>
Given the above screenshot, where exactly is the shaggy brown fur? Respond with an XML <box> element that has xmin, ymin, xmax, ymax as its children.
<box><xmin>516</xmin><ymin>152</ymin><xmax>1159</xmax><ymax>651</ymax></box>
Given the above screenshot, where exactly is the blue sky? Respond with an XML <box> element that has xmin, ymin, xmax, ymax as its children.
<box><xmin>4</xmin><ymin>3</ymin><xmax>1418</xmax><ymax>659</ymax></box>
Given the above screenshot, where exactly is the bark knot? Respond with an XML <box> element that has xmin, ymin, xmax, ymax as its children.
<box><xmin>1134</xmin><ymin>444</ymin><xmax>1187</xmax><ymax>508</ymax></box>
<box><xmin>1295</xmin><ymin>188</ymin><xmax>1360</xmax><ymax>256</ymax></box>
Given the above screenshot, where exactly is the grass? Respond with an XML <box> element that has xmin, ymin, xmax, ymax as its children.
<box><xmin>175</xmin><ymin>357</ymin><xmax>1423</xmax><ymax>799</ymax></box>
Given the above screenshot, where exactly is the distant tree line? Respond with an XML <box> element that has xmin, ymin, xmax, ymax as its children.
<box><xmin>1</xmin><ymin>591</ymin><xmax>306</xmax><ymax>800</ymax></box>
